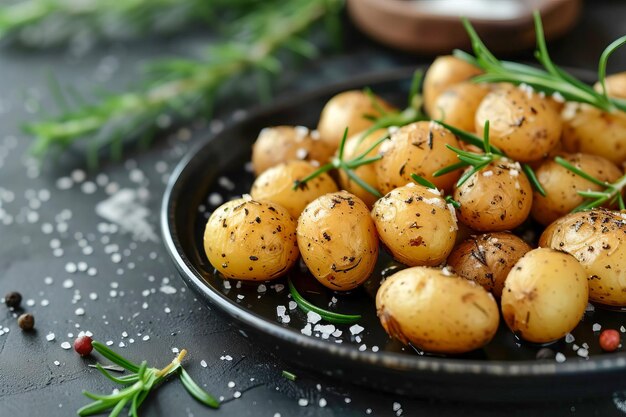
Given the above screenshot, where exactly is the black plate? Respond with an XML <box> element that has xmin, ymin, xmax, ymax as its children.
<box><xmin>161</xmin><ymin>66</ymin><xmax>626</xmax><ymax>402</ymax></box>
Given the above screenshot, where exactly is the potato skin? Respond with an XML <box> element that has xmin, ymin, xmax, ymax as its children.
<box><xmin>250</xmin><ymin>160</ymin><xmax>338</xmax><ymax>219</ymax></box>
<box><xmin>561</xmin><ymin>103</ymin><xmax>626</xmax><ymax>165</ymax></box>
<box><xmin>337</xmin><ymin>128</ymin><xmax>388</xmax><ymax>207</ymax></box>
<box><xmin>594</xmin><ymin>72</ymin><xmax>626</xmax><ymax>99</ymax></box>
<box><xmin>297</xmin><ymin>191</ymin><xmax>378</xmax><ymax>291</ymax></box>
<box><xmin>501</xmin><ymin>248</ymin><xmax>588</xmax><ymax>343</ymax></box>
<box><xmin>376</xmin><ymin>121</ymin><xmax>461</xmax><ymax>194</ymax></box>
<box><xmin>531</xmin><ymin>153</ymin><xmax>622</xmax><ymax>225</ymax></box>
<box><xmin>431</xmin><ymin>82</ymin><xmax>489</xmax><ymax>132</ymax></box>
<box><xmin>376</xmin><ymin>267</ymin><xmax>499</xmax><ymax>354</ymax></box>
<box><xmin>475</xmin><ymin>86</ymin><xmax>562</xmax><ymax>162</ymax></box>
<box><xmin>447</xmin><ymin>232</ymin><xmax>532</xmax><ymax>298</ymax></box>
<box><xmin>203</xmin><ymin>198</ymin><xmax>299</xmax><ymax>281</ymax></box>
<box><xmin>423</xmin><ymin>55</ymin><xmax>483</xmax><ymax>117</ymax></box>
<box><xmin>539</xmin><ymin>209</ymin><xmax>626</xmax><ymax>306</ymax></box>
<box><xmin>317</xmin><ymin>90</ymin><xmax>394</xmax><ymax>150</ymax></box>
<box><xmin>453</xmin><ymin>159</ymin><xmax>533</xmax><ymax>232</ymax></box>
<box><xmin>372</xmin><ymin>183</ymin><xmax>457</xmax><ymax>266</ymax></box>
<box><xmin>251</xmin><ymin>126</ymin><xmax>334</xmax><ymax>175</ymax></box>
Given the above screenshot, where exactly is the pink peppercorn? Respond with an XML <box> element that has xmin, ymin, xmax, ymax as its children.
<box><xmin>74</xmin><ymin>336</ymin><xmax>93</xmax><ymax>356</ymax></box>
<box><xmin>599</xmin><ymin>329</ymin><xmax>620</xmax><ymax>352</ymax></box>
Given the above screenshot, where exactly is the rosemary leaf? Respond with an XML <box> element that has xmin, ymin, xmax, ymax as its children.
<box><xmin>179</xmin><ymin>368</ymin><xmax>220</xmax><ymax>408</ymax></box>
<box><xmin>92</xmin><ymin>341</ymin><xmax>141</xmax><ymax>373</ymax></box>
<box><xmin>288</xmin><ymin>279</ymin><xmax>362</xmax><ymax>325</ymax></box>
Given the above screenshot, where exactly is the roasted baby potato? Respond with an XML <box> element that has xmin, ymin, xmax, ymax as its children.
<box><xmin>561</xmin><ymin>102</ymin><xmax>626</xmax><ymax>165</ymax></box>
<box><xmin>251</xmin><ymin>125</ymin><xmax>334</xmax><ymax>175</ymax></box>
<box><xmin>204</xmin><ymin>198</ymin><xmax>299</xmax><ymax>281</ymax></box>
<box><xmin>531</xmin><ymin>153</ymin><xmax>622</xmax><ymax>225</ymax></box>
<box><xmin>317</xmin><ymin>90</ymin><xmax>395</xmax><ymax>150</ymax></box>
<box><xmin>372</xmin><ymin>183</ymin><xmax>458</xmax><ymax>267</ymax></box>
<box><xmin>297</xmin><ymin>191</ymin><xmax>378</xmax><ymax>291</ymax></box>
<box><xmin>423</xmin><ymin>55</ymin><xmax>483</xmax><ymax>117</ymax></box>
<box><xmin>337</xmin><ymin>128</ymin><xmax>388</xmax><ymax>207</ymax></box>
<box><xmin>431</xmin><ymin>82</ymin><xmax>489</xmax><ymax>132</ymax></box>
<box><xmin>376</xmin><ymin>121</ymin><xmax>461</xmax><ymax>194</ymax></box>
<box><xmin>594</xmin><ymin>72</ymin><xmax>626</xmax><ymax>99</ymax></box>
<box><xmin>447</xmin><ymin>232</ymin><xmax>532</xmax><ymax>298</ymax></box>
<box><xmin>539</xmin><ymin>209</ymin><xmax>626</xmax><ymax>307</ymax></box>
<box><xmin>475</xmin><ymin>85</ymin><xmax>562</xmax><ymax>162</ymax></box>
<box><xmin>453</xmin><ymin>159</ymin><xmax>533</xmax><ymax>232</ymax></box>
<box><xmin>250</xmin><ymin>160</ymin><xmax>338</xmax><ymax>219</ymax></box>
<box><xmin>376</xmin><ymin>266</ymin><xmax>499</xmax><ymax>354</ymax></box>
<box><xmin>501</xmin><ymin>248</ymin><xmax>589</xmax><ymax>343</ymax></box>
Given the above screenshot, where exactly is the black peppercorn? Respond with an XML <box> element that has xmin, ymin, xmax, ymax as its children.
<box><xmin>4</xmin><ymin>291</ymin><xmax>22</xmax><ymax>308</ymax></box>
<box><xmin>18</xmin><ymin>313</ymin><xmax>34</xmax><ymax>331</ymax></box>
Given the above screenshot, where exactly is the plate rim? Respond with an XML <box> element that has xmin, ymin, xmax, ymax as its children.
<box><xmin>161</xmin><ymin>65</ymin><xmax>626</xmax><ymax>378</ymax></box>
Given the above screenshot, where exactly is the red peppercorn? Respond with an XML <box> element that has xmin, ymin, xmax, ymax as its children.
<box><xmin>599</xmin><ymin>329</ymin><xmax>621</xmax><ymax>352</ymax></box>
<box><xmin>74</xmin><ymin>336</ymin><xmax>93</xmax><ymax>356</ymax></box>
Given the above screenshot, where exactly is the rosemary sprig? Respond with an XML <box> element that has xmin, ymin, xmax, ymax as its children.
<box><xmin>288</xmin><ymin>278</ymin><xmax>362</xmax><ymax>325</ymax></box>
<box><xmin>78</xmin><ymin>340</ymin><xmax>219</xmax><ymax>416</ymax></box>
<box><xmin>0</xmin><ymin>0</ymin><xmax>252</xmax><ymax>47</ymax></box>
<box><xmin>282</xmin><ymin>370</ymin><xmax>297</xmax><ymax>381</ymax></box>
<box><xmin>554</xmin><ymin>156</ymin><xmax>626</xmax><ymax>211</ymax></box>
<box><xmin>432</xmin><ymin>120</ymin><xmax>546</xmax><ymax>196</ymax></box>
<box><xmin>455</xmin><ymin>11</ymin><xmax>626</xmax><ymax>113</ymax></box>
<box><xmin>359</xmin><ymin>70</ymin><xmax>429</xmax><ymax>140</ymax></box>
<box><xmin>293</xmin><ymin>127</ymin><xmax>389</xmax><ymax>198</ymax></box>
<box><xmin>26</xmin><ymin>0</ymin><xmax>342</xmax><ymax>166</ymax></box>
<box><xmin>409</xmin><ymin>173</ymin><xmax>460</xmax><ymax>208</ymax></box>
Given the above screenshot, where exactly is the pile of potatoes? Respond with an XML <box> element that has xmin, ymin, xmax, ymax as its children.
<box><xmin>204</xmin><ymin>56</ymin><xmax>626</xmax><ymax>355</ymax></box>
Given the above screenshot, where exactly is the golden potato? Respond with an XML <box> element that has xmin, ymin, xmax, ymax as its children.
<box><xmin>251</xmin><ymin>125</ymin><xmax>334</xmax><ymax>175</ymax></box>
<box><xmin>475</xmin><ymin>85</ymin><xmax>562</xmax><ymax>162</ymax></box>
<box><xmin>447</xmin><ymin>232</ymin><xmax>532</xmax><ymax>298</ymax></box>
<box><xmin>453</xmin><ymin>159</ymin><xmax>533</xmax><ymax>232</ymax></box>
<box><xmin>372</xmin><ymin>183</ymin><xmax>458</xmax><ymax>267</ymax></box>
<box><xmin>376</xmin><ymin>266</ymin><xmax>499</xmax><ymax>354</ymax></box>
<box><xmin>531</xmin><ymin>153</ymin><xmax>622</xmax><ymax>225</ymax></box>
<box><xmin>539</xmin><ymin>209</ymin><xmax>626</xmax><ymax>306</ymax></box>
<box><xmin>431</xmin><ymin>82</ymin><xmax>489</xmax><ymax>132</ymax></box>
<box><xmin>317</xmin><ymin>90</ymin><xmax>395</xmax><ymax>150</ymax></box>
<box><xmin>561</xmin><ymin>102</ymin><xmax>626</xmax><ymax>165</ymax></box>
<box><xmin>337</xmin><ymin>128</ymin><xmax>388</xmax><ymax>207</ymax></box>
<box><xmin>297</xmin><ymin>191</ymin><xmax>378</xmax><ymax>291</ymax></box>
<box><xmin>204</xmin><ymin>198</ymin><xmax>299</xmax><ymax>280</ymax></box>
<box><xmin>250</xmin><ymin>160</ymin><xmax>338</xmax><ymax>219</ymax></box>
<box><xmin>423</xmin><ymin>55</ymin><xmax>483</xmax><ymax>117</ymax></box>
<box><xmin>501</xmin><ymin>248</ymin><xmax>589</xmax><ymax>343</ymax></box>
<box><xmin>376</xmin><ymin>121</ymin><xmax>462</xmax><ymax>194</ymax></box>
<box><xmin>594</xmin><ymin>72</ymin><xmax>626</xmax><ymax>99</ymax></box>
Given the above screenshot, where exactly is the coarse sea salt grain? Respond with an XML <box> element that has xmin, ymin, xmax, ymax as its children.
<box><xmin>349</xmin><ymin>324</ymin><xmax>364</xmax><ymax>335</ymax></box>
<box><xmin>221</xmin><ymin>355</ymin><xmax>233</xmax><ymax>361</ymax></box>
<box><xmin>555</xmin><ymin>352</ymin><xmax>566</xmax><ymax>363</ymax></box>
<box><xmin>298</xmin><ymin>399</ymin><xmax>308</xmax><ymax>407</ymax></box>
<box><xmin>592</xmin><ymin>323</ymin><xmax>602</xmax><ymax>332</ymax></box>
<box><xmin>307</xmin><ymin>311</ymin><xmax>322</xmax><ymax>324</ymax></box>
<box><xmin>288</xmin><ymin>301</ymin><xmax>297</xmax><ymax>310</ymax></box>
<box><xmin>301</xmin><ymin>323</ymin><xmax>312</xmax><ymax>336</ymax></box>
<box><xmin>46</xmin><ymin>333</ymin><xmax>56</xmax><ymax>341</ymax></box>
<box><xmin>201</xmin><ymin>360</ymin><xmax>208</xmax><ymax>368</ymax></box>
<box><xmin>61</xmin><ymin>342</ymin><xmax>71</xmax><ymax>350</ymax></box>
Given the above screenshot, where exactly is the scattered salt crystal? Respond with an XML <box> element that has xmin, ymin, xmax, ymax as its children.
<box><xmin>332</xmin><ymin>329</ymin><xmax>343</xmax><ymax>338</ymax></box>
<box><xmin>65</xmin><ymin>263</ymin><xmax>77</xmax><ymax>273</ymax></box>
<box><xmin>274</xmin><ymin>284</ymin><xmax>285</xmax><ymax>293</ymax></box>
<box><xmin>61</xmin><ymin>342</ymin><xmax>71</xmax><ymax>350</ymax></box>
<box><xmin>592</xmin><ymin>323</ymin><xmax>602</xmax><ymax>332</ymax></box>
<box><xmin>221</xmin><ymin>355</ymin><xmax>233</xmax><ymax>361</ymax></box>
<box><xmin>621</xmin><ymin>326</ymin><xmax>626</xmax><ymax>333</ymax></box>
<box><xmin>288</xmin><ymin>301</ymin><xmax>297</xmax><ymax>310</ymax></box>
<box><xmin>62</xmin><ymin>279</ymin><xmax>74</xmax><ymax>289</ymax></box>
<box><xmin>281</xmin><ymin>315</ymin><xmax>291</xmax><ymax>324</ymax></box>
<box><xmin>565</xmin><ymin>333</ymin><xmax>575</xmax><ymax>343</ymax></box>
<box><xmin>119</xmin><ymin>342</ymin><xmax>126</xmax><ymax>348</ymax></box>
<box><xmin>159</xmin><ymin>285</ymin><xmax>177</xmax><ymax>295</ymax></box>
<box><xmin>577</xmin><ymin>348</ymin><xmax>589</xmax><ymax>358</ymax></box>
<box><xmin>223</xmin><ymin>281</ymin><xmax>231</xmax><ymax>290</ymax></box>
<box><xmin>307</xmin><ymin>311</ymin><xmax>322</xmax><ymax>324</ymax></box>
<box><xmin>75</xmin><ymin>308</ymin><xmax>85</xmax><ymax>316</ymax></box>
<box><xmin>89</xmin><ymin>293</ymin><xmax>98</xmax><ymax>300</ymax></box>
<box><xmin>349</xmin><ymin>324</ymin><xmax>364</xmax><ymax>335</ymax></box>
<box><xmin>586</xmin><ymin>303</ymin><xmax>595</xmax><ymax>312</ymax></box>
<box><xmin>301</xmin><ymin>323</ymin><xmax>312</xmax><ymax>336</ymax></box>
<box><xmin>359</xmin><ymin>344</ymin><xmax>367</xmax><ymax>352</ymax></box>
<box><xmin>41</xmin><ymin>299</ymin><xmax>49</xmax><ymax>306</ymax></box>
<box><xmin>344</xmin><ymin>397</ymin><xmax>351</xmax><ymax>404</ymax></box>
<box><xmin>142</xmin><ymin>335</ymin><xmax>150</xmax><ymax>341</ymax></box>
<box><xmin>276</xmin><ymin>306</ymin><xmax>287</xmax><ymax>317</ymax></box>
<box><xmin>555</xmin><ymin>352</ymin><xmax>566</xmax><ymax>363</ymax></box>
<box><xmin>54</xmin><ymin>361</ymin><xmax>60</xmax><ymax>366</ymax></box>
<box><xmin>46</xmin><ymin>333</ymin><xmax>56</xmax><ymax>341</ymax></box>
<box><xmin>257</xmin><ymin>284</ymin><xmax>267</xmax><ymax>293</ymax></box>
<box><xmin>164</xmin><ymin>307</ymin><xmax>171</xmax><ymax>314</ymax></box>
<box><xmin>172</xmin><ymin>347</ymin><xmax>179</xmax><ymax>353</ymax></box>
<box><xmin>298</xmin><ymin>399</ymin><xmax>308</xmax><ymax>407</ymax></box>
<box><xmin>106</xmin><ymin>341</ymin><xmax>114</xmax><ymax>346</ymax></box>
<box><xmin>372</xmin><ymin>346</ymin><xmax>379</xmax><ymax>352</ymax></box>
<box><xmin>44</xmin><ymin>277</ymin><xmax>53</xmax><ymax>285</ymax></box>
<box><xmin>26</xmin><ymin>299</ymin><xmax>35</xmax><ymax>307</ymax></box>
<box><xmin>201</xmin><ymin>360</ymin><xmax>207</xmax><ymax>368</ymax></box>
<box><xmin>228</xmin><ymin>381</ymin><xmax>235</xmax><ymax>388</ymax></box>
<box><xmin>393</xmin><ymin>402</ymin><xmax>402</xmax><ymax>411</ymax></box>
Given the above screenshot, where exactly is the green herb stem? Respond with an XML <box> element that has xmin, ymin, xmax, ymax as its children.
<box><xmin>288</xmin><ymin>279</ymin><xmax>362</xmax><ymax>325</ymax></box>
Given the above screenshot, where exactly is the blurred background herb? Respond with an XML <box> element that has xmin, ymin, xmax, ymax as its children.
<box><xmin>0</xmin><ymin>0</ymin><xmax>343</xmax><ymax>166</ymax></box>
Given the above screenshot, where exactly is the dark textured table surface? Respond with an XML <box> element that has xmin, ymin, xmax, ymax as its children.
<box><xmin>1</xmin><ymin>2</ymin><xmax>626</xmax><ymax>416</ymax></box>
